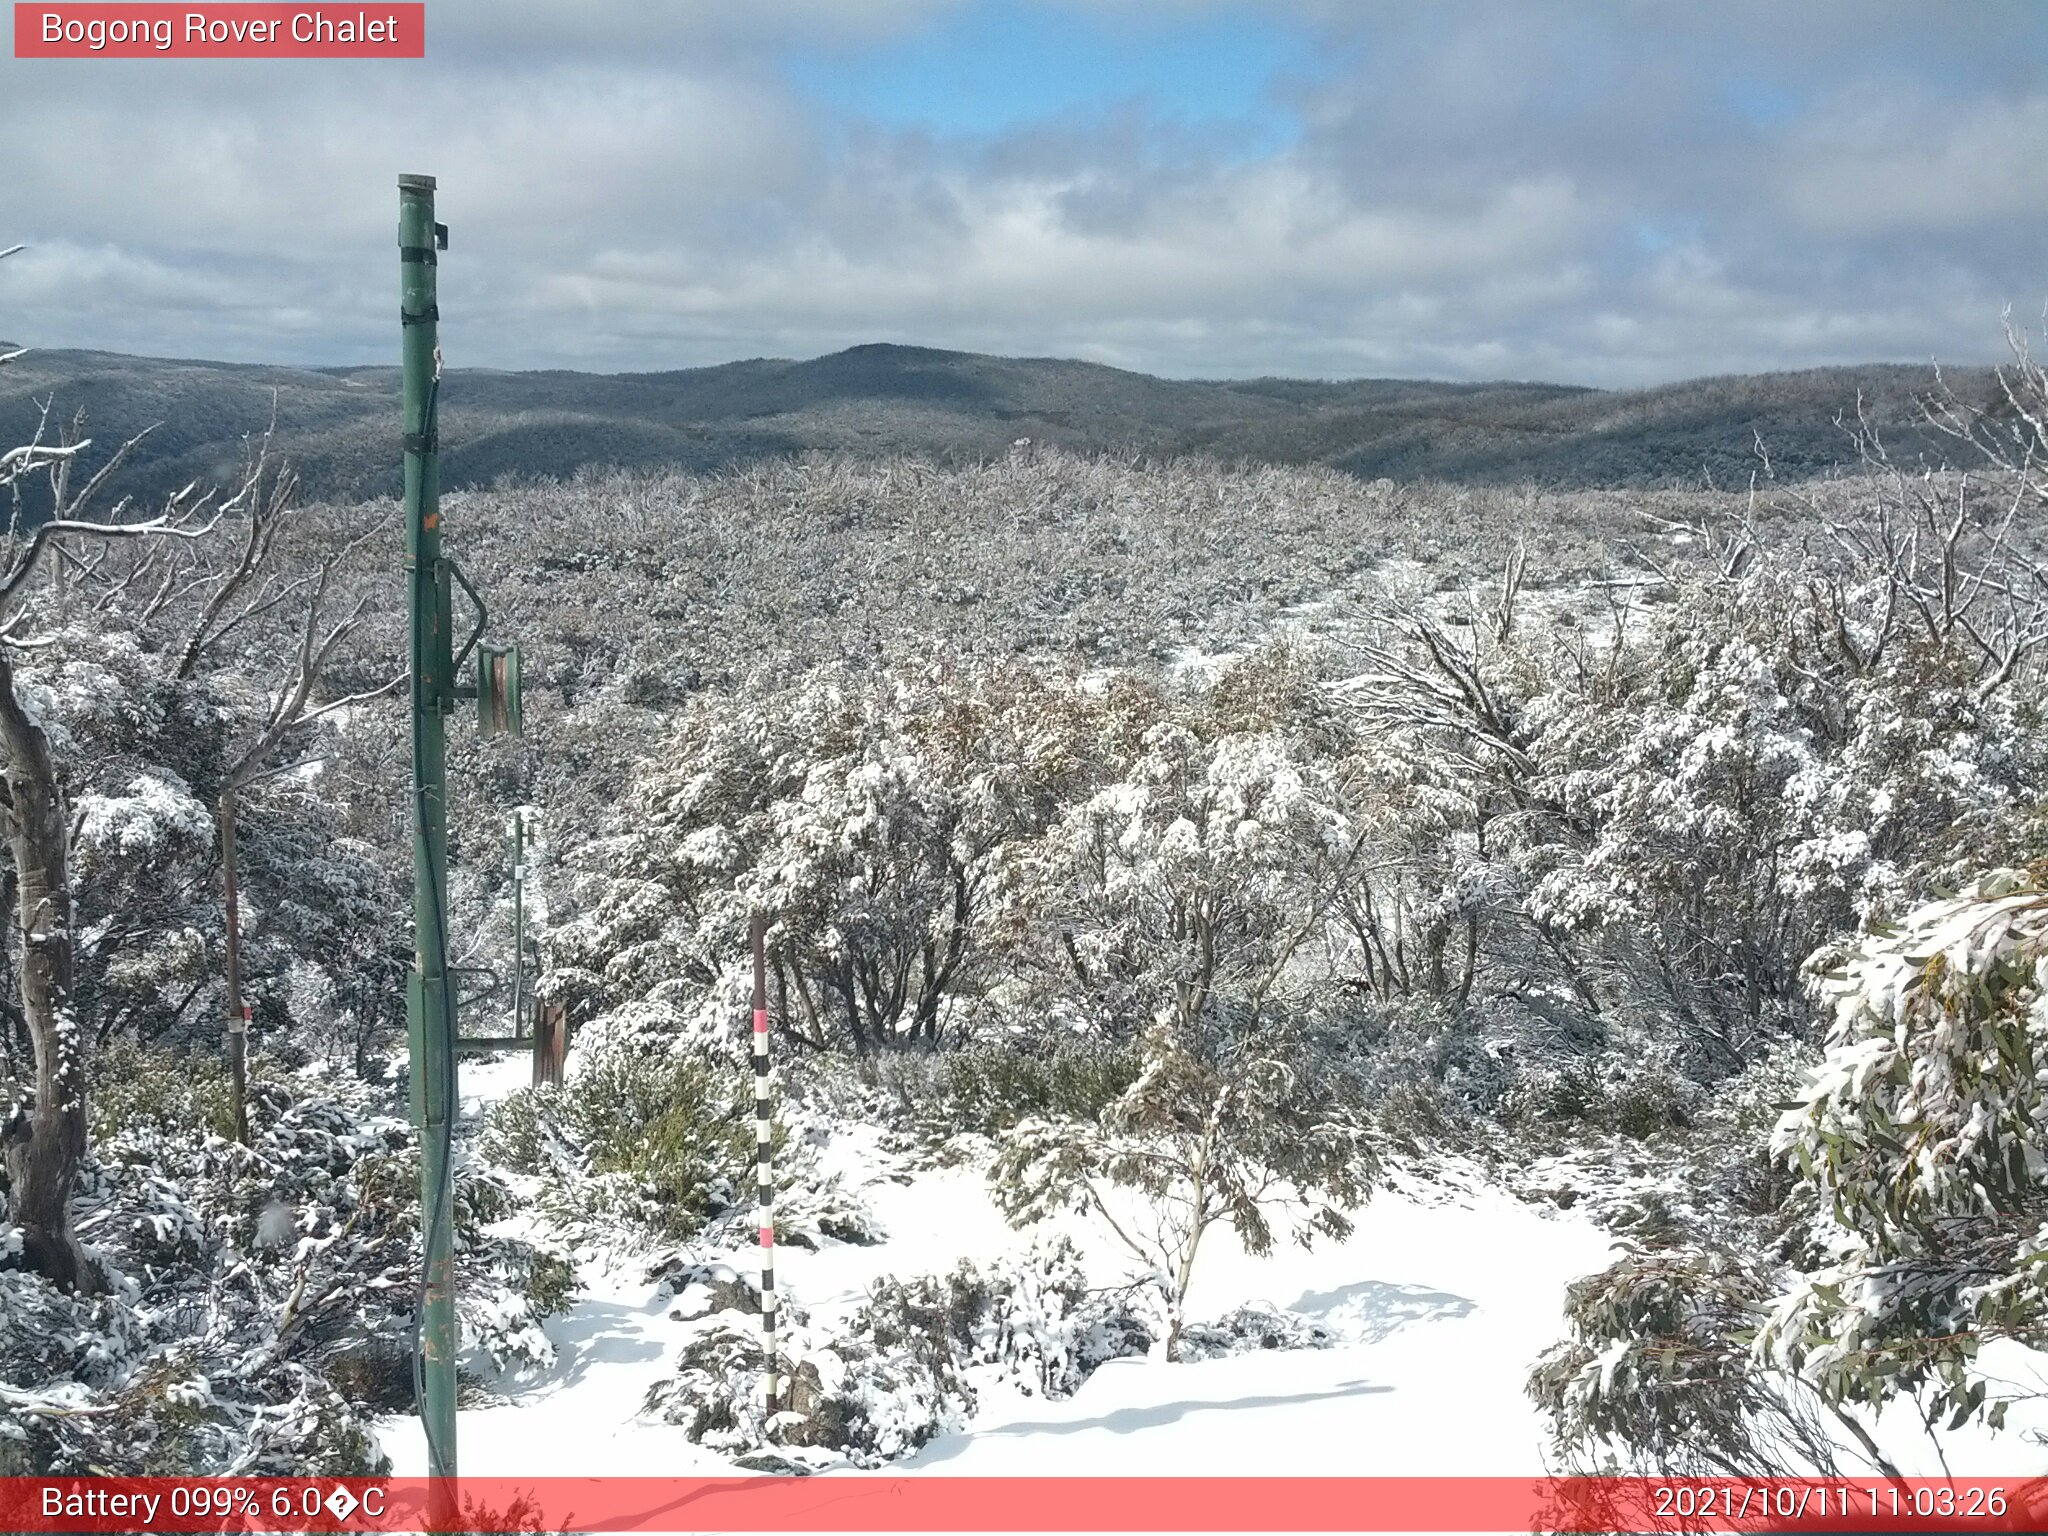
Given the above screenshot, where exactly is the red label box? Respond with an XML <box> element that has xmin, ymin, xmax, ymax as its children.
<box><xmin>13</xmin><ymin>4</ymin><xmax>425</xmax><ymax>57</ymax></box>
<box><xmin>6</xmin><ymin>1476</ymin><xmax>2048</xmax><ymax>1534</ymax></box>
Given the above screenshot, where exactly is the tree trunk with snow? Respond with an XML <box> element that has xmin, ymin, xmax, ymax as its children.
<box><xmin>0</xmin><ymin>648</ymin><xmax>103</xmax><ymax>1292</ymax></box>
<box><xmin>221</xmin><ymin>785</ymin><xmax>250</xmax><ymax>1144</ymax></box>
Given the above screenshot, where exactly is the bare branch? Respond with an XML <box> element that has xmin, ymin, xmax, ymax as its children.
<box><xmin>0</xmin><ymin>510</ymin><xmax>221</xmax><ymax>624</ymax></box>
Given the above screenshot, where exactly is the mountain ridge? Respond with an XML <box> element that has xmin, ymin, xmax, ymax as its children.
<box><xmin>0</xmin><ymin>341</ymin><xmax>1982</xmax><ymax>511</ymax></box>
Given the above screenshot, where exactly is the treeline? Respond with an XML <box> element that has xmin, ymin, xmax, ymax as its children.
<box><xmin>0</xmin><ymin>342</ymin><xmax>1988</xmax><ymax>515</ymax></box>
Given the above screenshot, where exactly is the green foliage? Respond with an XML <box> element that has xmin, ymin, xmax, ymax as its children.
<box><xmin>1758</xmin><ymin>869</ymin><xmax>2048</xmax><ymax>1431</ymax></box>
<box><xmin>484</xmin><ymin>1045</ymin><xmax>752</xmax><ymax>1241</ymax></box>
<box><xmin>320</xmin><ymin>1339</ymin><xmax>416</xmax><ymax>1412</ymax></box>
<box><xmin>89</xmin><ymin>1040</ymin><xmax>237</xmax><ymax>1144</ymax></box>
<box><xmin>991</xmin><ymin>1012</ymin><xmax>1375</xmax><ymax>1357</ymax></box>
<box><xmin>867</xmin><ymin>1040</ymin><xmax>1141</xmax><ymax>1139</ymax></box>
<box><xmin>1499</xmin><ymin>1056</ymin><xmax>1696</xmax><ymax>1141</ymax></box>
<box><xmin>1528</xmin><ymin>1246</ymin><xmax>1854</xmax><ymax>1478</ymax></box>
<box><xmin>517</xmin><ymin>1249</ymin><xmax>578</xmax><ymax>1318</ymax></box>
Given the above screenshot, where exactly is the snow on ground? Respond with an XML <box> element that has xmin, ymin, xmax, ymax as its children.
<box><xmin>379</xmin><ymin>1058</ymin><xmax>2048</xmax><ymax>1485</ymax></box>
<box><xmin>898</xmin><ymin>1165</ymin><xmax>1611</xmax><ymax>1476</ymax></box>
<box><xmin>378</xmin><ymin>1058</ymin><xmax>1619</xmax><ymax>1480</ymax></box>
<box><xmin>457</xmin><ymin>1050</ymin><xmax>540</xmax><ymax>1118</ymax></box>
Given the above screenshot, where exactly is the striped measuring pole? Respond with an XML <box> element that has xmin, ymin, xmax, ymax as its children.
<box><xmin>750</xmin><ymin>915</ymin><xmax>778</xmax><ymax>1420</ymax></box>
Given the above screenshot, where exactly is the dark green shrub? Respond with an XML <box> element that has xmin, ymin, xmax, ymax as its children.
<box><xmin>868</xmin><ymin>1040</ymin><xmax>1140</xmax><ymax>1139</ymax></box>
<box><xmin>89</xmin><ymin>1040</ymin><xmax>237</xmax><ymax>1143</ymax></box>
<box><xmin>485</xmin><ymin>1047</ymin><xmax>752</xmax><ymax>1240</ymax></box>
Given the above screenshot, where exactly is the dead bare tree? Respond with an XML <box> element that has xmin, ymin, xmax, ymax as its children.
<box><xmin>0</xmin><ymin>254</ymin><xmax>225</xmax><ymax>1287</ymax></box>
<box><xmin>201</xmin><ymin>464</ymin><xmax>395</xmax><ymax>1141</ymax></box>
<box><xmin>1810</xmin><ymin>364</ymin><xmax>2048</xmax><ymax>706</ymax></box>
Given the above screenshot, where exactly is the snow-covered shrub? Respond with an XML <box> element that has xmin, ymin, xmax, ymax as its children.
<box><xmin>1499</xmin><ymin>1062</ymin><xmax>1607</xmax><ymax>1128</ymax></box>
<box><xmin>992</xmin><ymin>1011</ymin><xmax>1375</xmax><ymax>1359</ymax></box>
<box><xmin>926</xmin><ymin>1235</ymin><xmax>1160</xmax><ymax>1398</ymax></box>
<box><xmin>477</xmin><ymin>1082</ymin><xmax>575</xmax><ymax>1181</ymax></box>
<box><xmin>1531</xmin><ymin>871</ymin><xmax>2048</xmax><ymax>1477</ymax></box>
<box><xmin>0</xmin><ymin>1051</ymin><xmax>573</xmax><ymax>1473</ymax></box>
<box><xmin>89</xmin><ymin>1038</ymin><xmax>237</xmax><ymax>1143</ymax></box>
<box><xmin>465</xmin><ymin>1238</ymin><xmax>579</xmax><ymax>1375</ymax></box>
<box><xmin>860</xmin><ymin>1038</ymin><xmax>1141</xmax><ymax>1141</ymax></box>
<box><xmin>1175</xmin><ymin>1301</ymin><xmax>1338</xmax><ymax>1361</ymax></box>
<box><xmin>1528</xmin><ymin>1245</ymin><xmax>1857</xmax><ymax>1478</ymax></box>
<box><xmin>1759</xmin><ymin>869</ymin><xmax>2048</xmax><ymax>1434</ymax></box>
<box><xmin>645</xmin><ymin>1265</ymin><xmax>962</xmax><ymax>1463</ymax></box>
<box><xmin>647</xmin><ymin>1237</ymin><xmax>1157</xmax><ymax>1465</ymax></box>
<box><xmin>1499</xmin><ymin>1049</ymin><xmax>1699</xmax><ymax>1141</ymax></box>
<box><xmin>744</xmin><ymin>1168</ymin><xmax>885</xmax><ymax>1250</ymax></box>
<box><xmin>484</xmin><ymin>1030</ymin><xmax>751</xmax><ymax>1242</ymax></box>
<box><xmin>1605</xmin><ymin>1056</ymin><xmax>1702</xmax><ymax>1140</ymax></box>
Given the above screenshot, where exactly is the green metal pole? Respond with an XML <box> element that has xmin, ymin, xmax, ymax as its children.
<box><xmin>399</xmin><ymin>172</ymin><xmax>458</xmax><ymax>1518</ymax></box>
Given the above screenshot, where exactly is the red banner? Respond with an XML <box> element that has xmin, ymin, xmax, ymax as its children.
<box><xmin>6</xmin><ymin>1476</ymin><xmax>2048</xmax><ymax>1533</ymax></box>
<box><xmin>12</xmin><ymin>4</ymin><xmax>424</xmax><ymax>57</ymax></box>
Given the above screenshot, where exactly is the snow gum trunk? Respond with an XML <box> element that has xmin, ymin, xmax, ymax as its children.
<box><xmin>0</xmin><ymin>648</ymin><xmax>102</xmax><ymax>1292</ymax></box>
<box><xmin>222</xmin><ymin>785</ymin><xmax>250</xmax><ymax>1143</ymax></box>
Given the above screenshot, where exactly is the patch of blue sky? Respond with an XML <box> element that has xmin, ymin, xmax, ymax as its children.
<box><xmin>1630</xmin><ymin>221</ymin><xmax>1678</xmax><ymax>253</ymax></box>
<box><xmin>1721</xmin><ymin>78</ymin><xmax>1805</xmax><ymax>128</ymax></box>
<box><xmin>779</xmin><ymin>1</ymin><xmax>1317</xmax><ymax>152</ymax></box>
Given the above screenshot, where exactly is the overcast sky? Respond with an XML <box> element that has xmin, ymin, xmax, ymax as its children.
<box><xmin>4</xmin><ymin>0</ymin><xmax>2046</xmax><ymax>385</ymax></box>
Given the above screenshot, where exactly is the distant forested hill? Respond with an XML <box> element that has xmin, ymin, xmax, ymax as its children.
<box><xmin>0</xmin><ymin>340</ymin><xmax>1984</xmax><ymax>512</ymax></box>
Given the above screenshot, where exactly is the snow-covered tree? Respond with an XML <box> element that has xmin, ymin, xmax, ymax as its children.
<box><xmin>169</xmin><ymin>441</ymin><xmax>395</xmax><ymax>1139</ymax></box>
<box><xmin>545</xmin><ymin>656</ymin><xmax>1135</xmax><ymax>1052</ymax></box>
<box><xmin>0</xmin><ymin>372</ymin><xmax>228</xmax><ymax>1289</ymax></box>
<box><xmin>993</xmin><ymin>701</ymin><xmax>1375</xmax><ymax>1356</ymax></box>
<box><xmin>991</xmin><ymin>1009</ymin><xmax>1375</xmax><ymax>1360</ymax></box>
<box><xmin>1760</xmin><ymin>868</ymin><xmax>2048</xmax><ymax>1435</ymax></box>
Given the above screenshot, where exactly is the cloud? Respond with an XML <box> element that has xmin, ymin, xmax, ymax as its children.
<box><xmin>1775</xmin><ymin>86</ymin><xmax>2048</xmax><ymax>234</ymax></box>
<box><xmin>3</xmin><ymin>0</ymin><xmax>2042</xmax><ymax>385</ymax></box>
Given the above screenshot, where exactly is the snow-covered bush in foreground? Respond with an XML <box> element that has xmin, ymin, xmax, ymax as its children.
<box><xmin>1528</xmin><ymin>1244</ymin><xmax>1865</xmax><ymax>1478</ymax></box>
<box><xmin>482</xmin><ymin>1020</ymin><xmax>753</xmax><ymax>1245</ymax></box>
<box><xmin>1531</xmin><ymin>872</ymin><xmax>2048</xmax><ymax>1477</ymax></box>
<box><xmin>0</xmin><ymin>1053</ymin><xmax>570</xmax><ymax>1474</ymax></box>
<box><xmin>645</xmin><ymin>1236</ymin><xmax>1159</xmax><ymax>1465</ymax></box>
<box><xmin>992</xmin><ymin>1012</ymin><xmax>1375</xmax><ymax>1360</ymax></box>
<box><xmin>1759</xmin><ymin>869</ymin><xmax>2048</xmax><ymax>1435</ymax></box>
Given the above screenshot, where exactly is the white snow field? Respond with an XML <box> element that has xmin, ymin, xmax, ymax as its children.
<box><xmin>894</xmin><ymin>1169</ymin><xmax>1604</xmax><ymax>1479</ymax></box>
<box><xmin>378</xmin><ymin>1051</ymin><xmax>1612</xmax><ymax>1481</ymax></box>
<box><xmin>377</xmin><ymin>1056</ymin><xmax>2047</xmax><ymax>1494</ymax></box>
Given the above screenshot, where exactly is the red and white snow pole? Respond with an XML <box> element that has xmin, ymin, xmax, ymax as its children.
<box><xmin>750</xmin><ymin>914</ymin><xmax>778</xmax><ymax>1421</ymax></box>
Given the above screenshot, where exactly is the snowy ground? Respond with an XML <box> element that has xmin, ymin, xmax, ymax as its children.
<box><xmin>895</xmin><ymin>1167</ymin><xmax>1607</xmax><ymax>1478</ymax></box>
<box><xmin>376</xmin><ymin>1054</ymin><xmax>2047</xmax><ymax>1488</ymax></box>
<box><xmin>377</xmin><ymin>1056</ymin><xmax>1606</xmax><ymax>1479</ymax></box>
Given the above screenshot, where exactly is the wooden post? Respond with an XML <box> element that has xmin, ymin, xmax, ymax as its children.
<box><xmin>751</xmin><ymin>914</ymin><xmax>777</xmax><ymax>1422</ymax></box>
<box><xmin>529</xmin><ymin>997</ymin><xmax>546</xmax><ymax>1090</ymax></box>
<box><xmin>532</xmin><ymin>1000</ymin><xmax>567</xmax><ymax>1089</ymax></box>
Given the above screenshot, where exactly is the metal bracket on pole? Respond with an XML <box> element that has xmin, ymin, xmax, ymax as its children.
<box><xmin>447</xmin><ymin>558</ymin><xmax>488</xmax><ymax>681</ymax></box>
